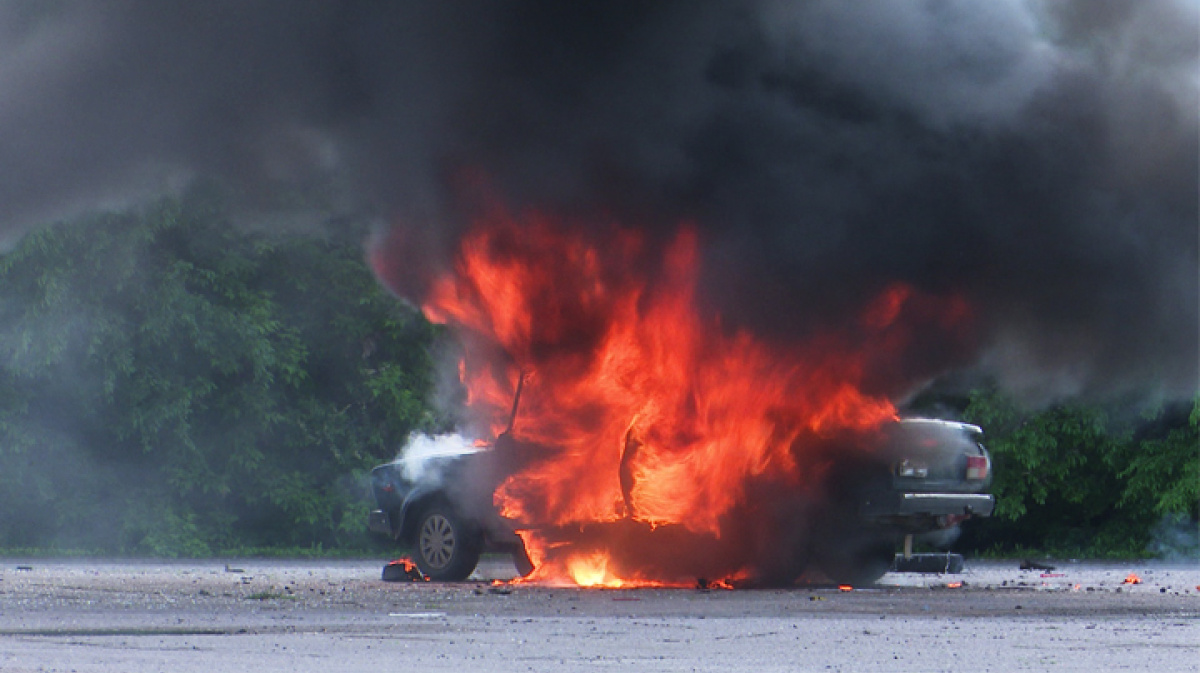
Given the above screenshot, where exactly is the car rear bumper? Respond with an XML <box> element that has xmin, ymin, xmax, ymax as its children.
<box><xmin>862</xmin><ymin>492</ymin><xmax>995</xmax><ymax>518</ymax></box>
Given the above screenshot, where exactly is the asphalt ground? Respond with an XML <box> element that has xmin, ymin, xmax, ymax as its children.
<box><xmin>1</xmin><ymin>557</ymin><xmax>1197</xmax><ymax>672</ymax></box>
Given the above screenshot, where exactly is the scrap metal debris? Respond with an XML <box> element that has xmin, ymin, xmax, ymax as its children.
<box><xmin>381</xmin><ymin>558</ymin><xmax>425</xmax><ymax>582</ymax></box>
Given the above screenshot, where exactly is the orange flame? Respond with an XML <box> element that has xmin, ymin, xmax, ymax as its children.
<box><xmin>566</xmin><ymin>552</ymin><xmax>624</xmax><ymax>588</ymax></box>
<box><xmin>389</xmin><ymin>557</ymin><xmax>416</xmax><ymax>572</ymax></box>
<box><xmin>383</xmin><ymin>557</ymin><xmax>426</xmax><ymax>582</ymax></box>
<box><xmin>1123</xmin><ymin>572</ymin><xmax>1142</xmax><ymax>585</ymax></box>
<box><xmin>407</xmin><ymin>204</ymin><xmax>972</xmax><ymax>585</ymax></box>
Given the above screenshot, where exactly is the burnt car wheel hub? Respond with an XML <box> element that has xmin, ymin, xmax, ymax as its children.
<box><xmin>419</xmin><ymin>513</ymin><xmax>456</xmax><ymax>569</ymax></box>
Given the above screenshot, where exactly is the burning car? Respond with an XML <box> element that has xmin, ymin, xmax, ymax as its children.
<box><xmin>368</xmin><ymin>414</ymin><xmax>993</xmax><ymax>584</ymax></box>
<box><xmin>368</xmin><ymin>214</ymin><xmax>995</xmax><ymax>586</ymax></box>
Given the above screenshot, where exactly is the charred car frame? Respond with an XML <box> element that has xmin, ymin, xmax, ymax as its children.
<box><xmin>368</xmin><ymin>414</ymin><xmax>994</xmax><ymax>584</ymax></box>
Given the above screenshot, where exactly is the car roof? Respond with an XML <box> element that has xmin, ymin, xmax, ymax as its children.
<box><xmin>896</xmin><ymin>417</ymin><xmax>983</xmax><ymax>436</ymax></box>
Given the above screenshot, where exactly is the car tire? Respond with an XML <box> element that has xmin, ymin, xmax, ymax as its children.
<box><xmin>412</xmin><ymin>504</ymin><xmax>482</xmax><ymax>581</ymax></box>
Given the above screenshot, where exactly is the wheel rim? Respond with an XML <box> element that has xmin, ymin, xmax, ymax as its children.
<box><xmin>419</xmin><ymin>513</ymin><xmax>455</xmax><ymax>570</ymax></box>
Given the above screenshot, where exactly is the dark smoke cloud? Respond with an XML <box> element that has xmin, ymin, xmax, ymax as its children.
<box><xmin>2</xmin><ymin>0</ymin><xmax>1196</xmax><ymax>400</ymax></box>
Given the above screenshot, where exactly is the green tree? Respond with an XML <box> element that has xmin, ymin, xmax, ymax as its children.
<box><xmin>0</xmin><ymin>190</ymin><xmax>442</xmax><ymax>555</ymax></box>
<box><xmin>1109</xmin><ymin>397</ymin><xmax>1200</xmax><ymax>556</ymax></box>
<box><xmin>961</xmin><ymin>386</ymin><xmax>1199</xmax><ymax>557</ymax></box>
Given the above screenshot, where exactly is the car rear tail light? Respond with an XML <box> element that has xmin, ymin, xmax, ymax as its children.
<box><xmin>966</xmin><ymin>455</ymin><xmax>989</xmax><ymax>480</ymax></box>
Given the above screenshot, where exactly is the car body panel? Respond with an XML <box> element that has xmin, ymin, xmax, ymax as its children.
<box><xmin>368</xmin><ymin>417</ymin><xmax>995</xmax><ymax>580</ymax></box>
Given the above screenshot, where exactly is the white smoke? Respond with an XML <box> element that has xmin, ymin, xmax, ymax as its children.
<box><xmin>394</xmin><ymin>432</ymin><xmax>480</xmax><ymax>485</ymax></box>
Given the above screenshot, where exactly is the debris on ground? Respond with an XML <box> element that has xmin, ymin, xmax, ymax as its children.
<box><xmin>381</xmin><ymin>558</ymin><xmax>425</xmax><ymax>582</ymax></box>
<box><xmin>894</xmin><ymin>553</ymin><xmax>964</xmax><ymax>574</ymax></box>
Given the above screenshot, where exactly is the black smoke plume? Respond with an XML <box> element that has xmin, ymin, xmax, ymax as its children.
<box><xmin>1</xmin><ymin>0</ymin><xmax>1196</xmax><ymax>400</ymax></box>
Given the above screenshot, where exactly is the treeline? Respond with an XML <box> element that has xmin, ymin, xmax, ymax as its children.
<box><xmin>0</xmin><ymin>194</ymin><xmax>1195</xmax><ymax>558</ymax></box>
<box><xmin>0</xmin><ymin>190</ymin><xmax>445</xmax><ymax>555</ymax></box>
<box><xmin>957</xmin><ymin>388</ymin><xmax>1198</xmax><ymax>558</ymax></box>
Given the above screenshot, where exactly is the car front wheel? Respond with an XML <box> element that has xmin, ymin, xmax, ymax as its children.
<box><xmin>413</xmin><ymin>505</ymin><xmax>482</xmax><ymax>581</ymax></box>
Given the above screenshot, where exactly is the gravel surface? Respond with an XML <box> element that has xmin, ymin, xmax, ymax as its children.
<box><xmin>1</xmin><ymin>558</ymin><xmax>1197</xmax><ymax>672</ymax></box>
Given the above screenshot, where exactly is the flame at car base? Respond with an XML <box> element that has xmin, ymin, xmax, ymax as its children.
<box><xmin>373</xmin><ymin>200</ymin><xmax>973</xmax><ymax>587</ymax></box>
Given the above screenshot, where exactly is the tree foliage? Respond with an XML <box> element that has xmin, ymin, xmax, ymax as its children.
<box><xmin>961</xmin><ymin>386</ymin><xmax>1199</xmax><ymax>557</ymax></box>
<box><xmin>0</xmin><ymin>191</ymin><xmax>442</xmax><ymax>555</ymax></box>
